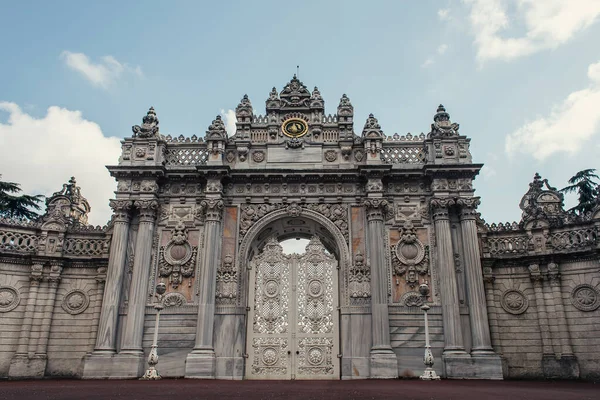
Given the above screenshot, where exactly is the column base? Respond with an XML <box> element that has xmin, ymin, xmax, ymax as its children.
<box><xmin>443</xmin><ymin>353</ymin><xmax>503</xmax><ymax>379</ymax></box>
<box><xmin>341</xmin><ymin>357</ymin><xmax>370</xmax><ymax>379</ymax></box>
<box><xmin>542</xmin><ymin>355</ymin><xmax>580</xmax><ymax>379</ymax></box>
<box><xmin>185</xmin><ymin>350</ymin><xmax>216</xmax><ymax>379</ymax></box>
<box><xmin>8</xmin><ymin>354</ymin><xmax>47</xmax><ymax>379</ymax></box>
<box><xmin>82</xmin><ymin>351</ymin><xmax>145</xmax><ymax>379</ymax></box>
<box><xmin>369</xmin><ymin>351</ymin><xmax>398</xmax><ymax>379</ymax></box>
<box><xmin>215</xmin><ymin>356</ymin><xmax>244</xmax><ymax>379</ymax></box>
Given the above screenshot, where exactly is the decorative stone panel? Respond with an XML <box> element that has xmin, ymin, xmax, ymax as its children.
<box><xmin>0</xmin><ymin>286</ymin><xmax>20</xmax><ymax>312</ymax></box>
<box><xmin>571</xmin><ymin>284</ymin><xmax>600</xmax><ymax>312</ymax></box>
<box><xmin>500</xmin><ymin>289</ymin><xmax>529</xmax><ymax>315</ymax></box>
<box><xmin>61</xmin><ymin>289</ymin><xmax>90</xmax><ymax>315</ymax></box>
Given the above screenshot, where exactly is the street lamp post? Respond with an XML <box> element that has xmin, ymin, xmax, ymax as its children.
<box><xmin>419</xmin><ymin>282</ymin><xmax>440</xmax><ymax>380</ymax></box>
<box><xmin>141</xmin><ymin>282</ymin><xmax>166</xmax><ymax>380</ymax></box>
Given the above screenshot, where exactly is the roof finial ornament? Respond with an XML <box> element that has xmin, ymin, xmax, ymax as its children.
<box><xmin>132</xmin><ymin>106</ymin><xmax>160</xmax><ymax>138</ymax></box>
<box><xmin>430</xmin><ymin>104</ymin><xmax>459</xmax><ymax>137</ymax></box>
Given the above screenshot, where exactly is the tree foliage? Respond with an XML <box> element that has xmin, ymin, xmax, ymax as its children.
<box><xmin>559</xmin><ymin>169</ymin><xmax>599</xmax><ymax>215</ymax></box>
<box><xmin>0</xmin><ymin>175</ymin><xmax>44</xmax><ymax>220</ymax></box>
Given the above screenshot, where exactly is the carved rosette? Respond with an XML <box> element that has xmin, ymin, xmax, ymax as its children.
<box><xmin>391</xmin><ymin>221</ymin><xmax>429</xmax><ymax>288</ymax></box>
<box><xmin>500</xmin><ymin>289</ymin><xmax>529</xmax><ymax>315</ymax></box>
<box><xmin>162</xmin><ymin>292</ymin><xmax>187</xmax><ymax>307</ymax></box>
<box><xmin>158</xmin><ymin>221</ymin><xmax>197</xmax><ymax>288</ymax></box>
<box><xmin>399</xmin><ymin>291</ymin><xmax>423</xmax><ymax>307</ymax></box>
<box><xmin>109</xmin><ymin>199</ymin><xmax>133</xmax><ymax>223</ymax></box>
<box><xmin>0</xmin><ymin>286</ymin><xmax>20</xmax><ymax>313</ymax></box>
<box><xmin>62</xmin><ymin>289</ymin><xmax>90</xmax><ymax>315</ymax></box>
<box><xmin>200</xmin><ymin>199</ymin><xmax>224</xmax><ymax>222</ymax></box>
<box><xmin>348</xmin><ymin>252</ymin><xmax>370</xmax><ymax>303</ymax></box>
<box><xmin>363</xmin><ymin>198</ymin><xmax>389</xmax><ymax>222</ymax></box>
<box><xmin>216</xmin><ymin>254</ymin><xmax>238</xmax><ymax>305</ymax></box>
<box><xmin>457</xmin><ymin>197</ymin><xmax>481</xmax><ymax>220</ymax></box>
<box><xmin>429</xmin><ymin>197</ymin><xmax>455</xmax><ymax>221</ymax></box>
<box><xmin>571</xmin><ymin>284</ymin><xmax>600</xmax><ymax>312</ymax></box>
<box><xmin>134</xmin><ymin>200</ymin><xmax>159</xmax><ymax>222</ymax></box>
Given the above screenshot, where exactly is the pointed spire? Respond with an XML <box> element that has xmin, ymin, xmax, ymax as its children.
<box><xmin>362</xmin><ymin>113</ymin><xmax>384</xmax><ymax>138</ymax></box>
<box><xmin>235</xmin><ymin>94</ymin><xmax>253</xmax><ymax>120</ymax></box>
<box><xmin>206</xmin><ymin>115</ymin><xmax>227</xmax><ymax>139</ymax></box>
<box><xmin>310</xmin><ymin>86</ymin><xmax>324</xmax><ymax>109</ymax></box>
<box><xmin>132</xmin><ymin>106</ymin><xmax>160</xmax><ymax>138</ymax></box>
<box><xmin>337</xmin><ymin>94</ymin><xmax>354</xmax><ymax>117</ymax></box>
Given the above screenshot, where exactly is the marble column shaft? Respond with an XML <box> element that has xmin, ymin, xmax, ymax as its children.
<box><xmin>121</xmin><ymin>200</ymin><xmax>158</xmax><ymax>353</ymax></box>
<box><xmin>94</xmin><ymin>200</ymin><xmax>132</xmax><ymax>353</ymax></box>
<box><xmin>89</xmin><ymin>267</ymin><xmax>107</xmax><ymax>353</ymax></box>
<box><xmin>365</xmin><ymin>199</ymin><xmax>393</xmax><ymax>353</ymax></box>
<box><xmin>483</xmin><ymin>271</ymin><xmax>502</xmax><ymax>355</ymax></box>
<box><xmin>35</xmin><ymin>266</ymin><xmax>62</xmax><ymax>356</ymax></box>
<box><xmin>458</xmin><ymin>199</ymin><xmax>494</xmax><ymax>354</ymax></box>
<box><xmin>15</xmin><ymin>266</ymin><xmax>43</xmax><ymax>355</ymax></box>
<box><xmin>528</xmin><ymin>265</ymin><xmax>553</xmax><ymax>355</ymax></box>
<box><xmin>192</xmin><ymin>199</ymin><xmax>224</xmax><ymax>352</ymax></box>
<box><xmin>431</xmin><ymin>198</ymin><xmax>465</xmax><ymax>353</ymax></box>
<box><xmin>548</xmin><ymin>264</ymin><xmax>574</xmax><ymax>356</ymax></box>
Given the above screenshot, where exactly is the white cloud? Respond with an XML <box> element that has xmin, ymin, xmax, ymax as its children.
<box><xmin>464</xmin><ymin>0</ymin><xmax>600</xmax><ymax>63</ymax></box>
<box><xmin>421</xmin><ymin>57</ymin><xmax>435</xmax><ymax>68</ymax></box>
<box><xmin>437</xmin><ymin>44</ymin><xmax>449</xmax><ymax>55</ymax></box>
<box><xmin>438</xmin><ymin>8</ymin><xmax>451</xmax><ymax>21</ymax></box>
<box><xmin>220</xmin><ymin>109</ymin><xmax>237</xmax><ymax>136</ymax></box>
<box><xmin>480</xmin><ymin>165</ymin><xmax>497</xmax><ymax>180</ymax></box>
<box><xmin>0</xmin><ymin>102</ymin><xmax>122</xmax><ymax>225</ymax></box>
<box><xmin>505</xmin><ymin>60</ymin><xmax>600</xmax><ymax>160</ymax></box>
<box><xmin>61</xmin><ymin>51</ymin><xmax>144</xmax><ymax>88</ymax></box>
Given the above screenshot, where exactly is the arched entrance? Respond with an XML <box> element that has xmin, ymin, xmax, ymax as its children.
<box><xmin>245</xmin><ymin>235</ymin><xmax>340</xmax><ymax>380</ymax></box>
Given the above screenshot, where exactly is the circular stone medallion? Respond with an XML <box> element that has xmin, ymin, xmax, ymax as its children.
<box><xmin>0</xmin><ymin>286</ymin><xmax>20</xmax><ymax>313</ymax></box>
<box><xmin>262</xmin><ymin>347</ymin><xmax>279</xmax><ymax>366</ymax></box>
<box><xmin>307</xmin><ymin>347</ymin><xmax>324</xmax><ymax>365</ymax></box>
<box><xmin>62</xmin><ymin>290</ymin><xmax>89</xmax><ymax>315</ymax></box>
<box><xmin>264</xmin><ymin>280</ymin><xmax>279</xmax><ymax>298</ymax></box>
<box><xmin>571</xmin><ymin>284</ymin><xmax>600</xmax><ymax>312</ymax></box>
<box><xmin>308</xmin><ymin>280</ymin><xmax>323</xmax><ymax>297</ymax></box>
<box><xmin>500</xmin><ymin>289</ymin><xmax>529</xmax><ymax>315</ymax></box>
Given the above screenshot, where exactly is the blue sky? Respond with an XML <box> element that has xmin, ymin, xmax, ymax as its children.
<box><xmin>1</xmin><ymin>0</ymin><xmax>599</xmax><ymax>226</ymax></box>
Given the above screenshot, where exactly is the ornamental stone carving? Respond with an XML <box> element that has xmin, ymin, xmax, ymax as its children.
<box><xmin>0</xmin><ymin>286</ymin><xmax>20</xmax><ymax>313</ymax></box>
<box><xmin>216</xmin><ymin>254</ymin><xmax>238</xmax><ymax>305</ymax></box>
<box><xmin>500</xmin><ymin>289</ymin><xmax>529</xmax><ymax>315</ymax></box>
<box><xmin>199</xmin><ymin>199</ymin><xmax>224</xmax><ymax>221</ymax></box>
<box><xmin>158</xmin><ymin>221</ymin><xmax>197</xmax><ymax>288</ymax></box>
<box><xmin>324</xmin><ymin>150</ymin><xmax>337</xmax><ymax>162</ymax></box>
<box><xmin>363</xmin><ymin>198</ymin><xmax>389</xmax><ymax>221</ymax></box>
<box><xmin>399</xmin><ymin>291</ymin><xmax>424</xmax><ymax>307</ymax></box>
<box><xmin>348</xmin><ymin>252</ymin><xmax>370</xmax><ymax>302</ymax></box>
<box><xmin>391</xmin><ymin>222</ymin><xmax>429</xmax><ymax>288</ymax></box>
<box><xmin>62</xmin><ymin>289</ymin><xmax>90</xmax><ymax>315</ymax></box>
<box><xmin>132</xmin><ymin>107</ymin><xmax>159</xmax><ymax>138</ymax></box>
<box><xmin>252</xmin><ymin>151</ymin><xmax>265</xmax><ymax>163</ymax></box>
<box><xmin>430</xmin><ymin>197</ymin><xmax>455</xmax><ymax>220</ymax></box>
<box><xmin>134</xmin><ymin>200</ymin><xmax>159</xmax><ymax>220</ymax></box>
<box><xmin>430</xmin><ymin>104</ymin><xmax>459</xmax><ymax>137</ymax></box>
<box><xmin>571</xmin><ymin>284</ymin><xmax>600</xmax><ymax>312</ymax></box>
<box><xmin>162</xmin><ymin>292</ymin><xmax>187</xmax><ymax>307</ymax></box>
<box><xmin>457</xmin><ymin>197</ymin><xmax>481</xmax><ymax>220</ymax></box>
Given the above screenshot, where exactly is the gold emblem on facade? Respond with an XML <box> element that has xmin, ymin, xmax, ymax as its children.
<box><xmin>282</xmin><ymin>118</ymin><xmax>308</xmax><ymax>138</ymax></box>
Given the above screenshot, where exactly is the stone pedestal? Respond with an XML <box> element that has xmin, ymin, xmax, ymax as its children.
<box><xmin>444</xmin><ymin>354</ymin><xmax>503</xmax><ymax>379</ymax></box>
<box><xmin>8</xmin><ymin>355</ymin><xmax>47</xmax><ymax>379</ymax></box>
<box><xmin>185</xmin><ymin>352</ymin><xmax>217</xmax><ymax>379</ymax></box>
<box><xmin>369</xmin><ymin>352</ymin><xmax>398</xmax><ymax>379</ymax></box>
<box><xmin>542</xmin><ymin>355</ymin><xmax>580</xmax><ymax>379</ymax></box>
<box><xmin>82</xmin><ymin>352</ymin><xmax>145</xmax><ymax>379</ymax></box>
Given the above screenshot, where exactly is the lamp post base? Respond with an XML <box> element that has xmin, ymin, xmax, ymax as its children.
<box><xmin>420</xmin><ymin>367</ymin><xmax>440</xmax><ymax>380</ymax></box>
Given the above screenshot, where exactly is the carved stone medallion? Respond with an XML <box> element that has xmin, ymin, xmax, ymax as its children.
<box><xmin>571</xmin><ymin>284</ymin><xmax>600</xmax><ymax>312</ymax></box>
<box><xmin>282</xmin><ymin>118</ymin><xmax>308</xmax><ymax>138</ymax></box>
<box><xmin>163</xmin><ymin>292</ymin><xmax>187</xmax><ymax>307</ymax></box>
<box><xmin>62</xmin><ymin>289</ymin><xmax>89</xmax><ymax>315</ymax></box>
<box><xmin>500</xmin><ymin>289</ymin><xmax>528</xmax><ymax>315</ymax></box>
<box><xmin>0</xmin><ymin>286</ymin><xmax>20</xmax><ymax>313</ymax></box>
<box><xmin>324</xmin><ymin>150</ymin><xmax>337</xmax><ymax>162</ymax></box>
<box><xmin>400</xmin><ymin>291</ymin><xmax>423</xmax><ymax>307</ymax></box>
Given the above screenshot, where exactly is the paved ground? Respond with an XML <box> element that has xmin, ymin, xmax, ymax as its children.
<box><xmin>0</xmin><ymin>379</ymin><xmax>598</xmax><ymax>400</ymax></box>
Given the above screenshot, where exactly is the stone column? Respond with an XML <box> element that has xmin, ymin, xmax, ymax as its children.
<box><xmin>186</xmin><ymin>197</ymin><xmax>224</xmax><ymax>378</ymax></box>
<box><xmin>91</xmin><ymin>200</ymin><xmax>132</xmax><ymax>353</ymax></box>
<box><xmin>35</xmin><ymin>263</ymin><xmax>62</xmax><ymax>357</ymax></box>
<box><xmin>88</xmin><ymin>266</ymin><xmax>107</xmax><ymax>353</ymax></box>
<box><xmin>547</xmin><ymin>263</ymin><xmax>574</xmax><ymax>357</ymax></box>
<box><xmin>8</xmin><ymin>263</ymin><xmax>44</xmax><ymax>378</ymax></box>
<box><xmin>364</xmin><ymin>197</ymin><xmax>397</xmax><ymax>378</ymax></box>
<box><xmin>482</xmin><ymin>266</ymin><xmax>502</xmax><ymax>355</ymax></box>
<box><xmin>120</xmin><ymin>200</ymin><xmax>159</xmax><ymax>354</ymax></box>
<box><xmin>457</xmin><ymin>198</ymin><xmax>494</xmax><ymax>355</ymax></box>
<box><xmin>528</xmin><ymin>264</ymin><xmax>553</xmax><ymax>355</ymax></box>
<box><xmin>430</xmin><ymin>197</ymin><xmax>465</xmax><ymax>354</ymax></box>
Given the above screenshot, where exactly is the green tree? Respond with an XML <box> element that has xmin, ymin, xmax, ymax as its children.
<box><xmin>0</xmin><ymin>175</ymin><xmax>44</xmax><ymax>220</ymax></box>
<box><xmin>559</xmin><ymin>169</ymin><xmax>599</xmax><ymax>215</ymax></box>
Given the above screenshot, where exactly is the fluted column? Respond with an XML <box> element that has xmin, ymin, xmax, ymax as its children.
<box><xmin>547</xmin><ymin>263</ymin><xmax>574</xmax><ymax>356</ymax></box>
<box><xmin>14</xmin><ymin>264</ymin><xmax>44</xmax><ymax>355</ymax></box>
<box><xmin>121</xmin><ymin>200</ymin><xmax>159</xmax><ymax>353</ymax></box>
<box><xmin>88</xmin><ymin>266</ymin><xmax>107</xmax><ymax>353</ymax></box>
<box><xmin>93</xmin><ymin>200</ymin><xmax>132</xmax><ymax>353</ymax></box>
<box><xmin>430</xmin><ymin>197</ymin><xmax>466</xmax><ymax>354</ymax></box>
<box><xmin>457</xmin><ymin>198</ymin><xmax>494</xmax><ymax>355</ymax></box>
<box><xmin>35</xmin><ymin>263</ymin><xmax>62</xmax><ymax>356</ymax></box>
<box><xmin>528</xmin><ymin>264</ymin><xmax>553</xmax><ymax>355</ymax></box>
<box><xmin>186</xmin><ymin>195</ymin><xmax>224</xmax><ymax>378</ymax></box>
<box><xmin>482</xmin><ymin>266</ymin><xmax>502</xmax><ymax>355</ymax></box>
<box><xmin>364</xmin><ymin>198</ymin><xmax>393</xmax><ymax>354</ymax></box>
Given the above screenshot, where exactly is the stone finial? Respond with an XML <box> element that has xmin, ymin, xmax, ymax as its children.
<box><xmin>362</xmin><ymin>113</ymin><xmax>384</xmax><ymax>138</ymax></box>
<box><xmin>337</xmin><ymin>94</ymin><xmax>353</xmax><ymax>116</ymax></box>
<box><xmin>519</xmin><ymin>172</ymin><xmax>565</xmax><ymax>225</ymax></box>
<box><xmin>132</xmin><ymin>107</ymin><xmax>160</xmax><ymax>138</ymax></box>
<box><xmin>43</xmin><ymin>177</ymin><xmax>91</xmax><ymax>226</ymax></box>
<box><xmin>235</xmin><ymin>94</ymin><xmax>253</xmax><ymax>118</ymax></box>
<box><xmin>206</xmin><ymin>115</ymin><xmax>228</xmax><ymax>140</ymax></box>
<box><xmin>266</xmin><ymin>87</ymin><xmax>281</xmax><ymax>110</ymax></box>
<box><xmin>280</xmin><ymin>75</ymin><xmax>310</xmax><ymax>108</ymax></box>
<box><xmin>430</xmin><ymin>104</ymin><xmax>459</xmax><ymax>137</ymax></box>
<box><xmin>310</xmin><ymin>86</ymin><xmax>324</xmax><ymax>109</ymax></box>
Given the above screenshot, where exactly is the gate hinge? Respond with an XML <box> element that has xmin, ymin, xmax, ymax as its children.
<box><xmin>337</xmin><ymin>354</ymin><xmax>343</xmax><ymax>358</ymax></box>
<box><xmin>242</xmin><ymin>353</ymin><xmax>249</xmax><ymax>358</ymax></box>
<box><xmin>246</xmin><ymin>306</ymin><xmax>251</xmax><ymax>312</ymax></box>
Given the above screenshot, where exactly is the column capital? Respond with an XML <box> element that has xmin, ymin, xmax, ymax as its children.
<box><xmin>109</xmin><ymin>199</ymin><xmax>133</xmax><ymax>223</ymax></box>
<box><xmin>30</xmin><ymin>263</ymin><xmax>44</xmax><ymax>284</ymax></box>
<box><xmin>363</xmin><ymin>198</ymin><xmax>389</xmax><ymax>221</ymax></box>
<box><xmin>482</xmin><ymin>266</ymin><xmax>495</xmax><ymax>284</ymax></box>
<box><xmin>548</xmin><ymin>262</ymin><xmax>561</xmax><ymax>285</ymax></box>
<box><xmin>95</xmin><ymin>266</ymin><xmax>108</xmax><ymax>284</ymax></box>
<box><xmin>134</xmin><ymin>199</ymin><xmax>159</xmax><ymax>222</ymax></box>
<box><xmin>429</xmin><ymin>197</ymin><xmax>455</xmax><ymax>221</ymax></box>
<box><xmin>528</xmin><ymin>263</ymin><xmax>544</xmax><ymax>283</ymax></box>
<box><xmin>47</xmin><ymin>263</ymin><xmax>63</xmax><ymax>287</ymax></box>
<box><xmin>456</xmin><ymin>197</ymin><xmax>481</xmax><ymax>220</ymax></box>
<box><xmin>200</xmin><ymin>198</ymin><xmax>224</xmax><ymax>222</ymax></box>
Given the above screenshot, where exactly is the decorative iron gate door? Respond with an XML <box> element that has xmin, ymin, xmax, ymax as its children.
<box><xmin>246</xmin><ymin>236</ymin><xmax>339</xmax><ymax>380</ymax></box>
